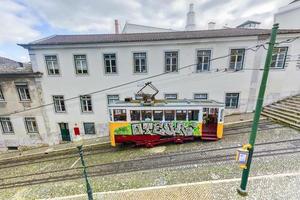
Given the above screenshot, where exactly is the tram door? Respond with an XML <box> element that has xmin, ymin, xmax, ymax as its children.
<box><xmin>59</xmin><ymin>123</ymin><xmax>71</xmax><ymax>142</ymax></box>
<box><xmin>202</xmin><ymin>108</ymin><xmax>218</xmax><ymax>133</ymax></box>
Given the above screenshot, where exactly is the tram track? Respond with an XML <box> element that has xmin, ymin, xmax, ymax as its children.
<box><xmin>1</xmin><ymin>137</ymin><xmax>299</xmax><ymax>190</ymax></box>
<box><xmin>0</xmin><ymin>121</ymin><xmax>287</xmax><ymax>170</ymax></box>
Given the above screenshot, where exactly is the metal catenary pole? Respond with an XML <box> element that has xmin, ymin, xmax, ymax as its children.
<box><xmin>77</xmin><ymin>145</ymin><xmax>94</xmax><ymax>200</ymax></box>
<box><xmin>237</xmin><ymin>23</ymin><xmax>279</xmax><ymax>196</ymax></box>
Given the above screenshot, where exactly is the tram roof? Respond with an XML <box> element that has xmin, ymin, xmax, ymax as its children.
<box><xmin>108</xmin><ymin>99</ymin><xmax>224</xmax><ymax>108</ymax></box>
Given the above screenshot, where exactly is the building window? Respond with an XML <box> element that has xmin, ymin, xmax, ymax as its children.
<box><xmin>80</xmin><ymin>95</ymin><xmax>92</xmax><ymax>112</ymax></box>
<box><xmin>104</xmin><ymin>54</ymin><xmax>117</xmax><ymax>74</ymax></box>
<box><xmin>0</xmin><ymin>86</ymin><xmax>4</xmax><ymax>101</ymax></box>
<box><xmin>53</xmin><ymin>95</ymin><xmax>66</xmax><ymax>112</ymax></box>
<box><xmin>194</xmin><ymin>93</ymin><xmax>208</xmax><ymax>100</ymax></box>
<box><xmin>229</xmin><ymin>49</ymin><xmax>245</xmax><ymax>70</ymax></box>
<box><xmin>45</xmin><ymin>55</ymin><xmax>60</xmax><ymax>75</ymax></box>
<box><xmin>0</xmin><ymin>117</ymin><xmax>14</xmax><ymax>133</ymax></box>
<box><xmin>74</xmin><ymin>55</ymin><xmax>88</xmax><ymax>74</ymax></box>
<box><xmin>16</xmin><ymin>83</ymin><xmax>30</xmax><ymax>101</ymax></box>
<box><xmin>107</xmin><ymin>95</ymin><xmax>119</xmax><ymax>104</ymax></box>
<box><xmin>25</xmin><ymin>117</ymin><xmax>38</xmax><ymax>133</ymax></box>
<box><xmin>197</xmin><ymin>50</ymin><xmax>211</xmax><ymax>71</ymax></box>
<box><xmin>164</xmin><ymin>93</ymin><xmax>177</xmax><ymax>100</ymax></box>
<box><xmin>134</xmin><ymin>52</ymin><xmax>147</xmax><ymax>73</ymax></box>
<box><xmin>83</xmin><ymin>122</ymin><xmax>96</xmax><ymax>134</ymax></box>
<box><xmin>165</xmin><ymin>51</ymin><xmax>178</xmax><ymax>72</ymax></box>
<box><xmin>225</xmin><ymin>93</ymin><xmax>239</xmax><ymax>108</ymax></box>
<box><xmin>271</xmin><ymin>47</ymin><xmax>288</xmax><ymax>69</ymax></box>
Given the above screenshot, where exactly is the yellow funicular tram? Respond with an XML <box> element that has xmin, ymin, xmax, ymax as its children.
<box><xmin>108</xmin><ymin>82</ymin><xmax>225</xmax><ymax>147</ymax></box>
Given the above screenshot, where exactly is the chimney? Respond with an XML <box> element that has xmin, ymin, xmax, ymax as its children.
<box><xmin>185</xmin><ymin>3</ymin><xmax>196</xmax><ymax>31</ymax></box>
<box><xmin>114</xmin><ymin>19</ymin><xmax>119</xmax><ymax>34</ymax></box>
<box><xmin>208</xmin><ymin>22</ymin><xmax>216</xmax><ymax>30</ymax></box>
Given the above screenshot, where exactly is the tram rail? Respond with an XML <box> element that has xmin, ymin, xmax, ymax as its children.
<box><xmin>0</xmin><ymin>137</ymin><xmax>299</xmax><ymax>190</ymax></box>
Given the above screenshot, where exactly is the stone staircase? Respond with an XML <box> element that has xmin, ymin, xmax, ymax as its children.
<box><xmin>262</xmin><ymin>94</ymin><xmax>300</xmax><ymax>130</ymax></box>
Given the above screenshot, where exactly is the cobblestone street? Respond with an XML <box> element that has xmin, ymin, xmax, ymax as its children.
<box><xmin>0</xmin><ymin>122</ymin><xmax>299</xmax><ymax>200</ymax></box>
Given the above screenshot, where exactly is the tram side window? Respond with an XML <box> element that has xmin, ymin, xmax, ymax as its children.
<box><xmin>113</xmin><ymin>109</ymin><xmax>127</xmax><ymax>121</ymax></box>
<box><xmin>142</xmin><ymin>110</ymin><xmax>152</xmax><ymax>121</ymax></box>
<box><xmin>220</xmin><ymin>109</ymin><xmax>224</xmax><ymax>122</ymax></box>
<box><xmin>153</xmin><ymin>110</ymin><xmax>163</xmax><ymax>121</ymax></box>
<box><xmin>188</xmin><ymin>110</ymin><xmax>199</xmax><ymax>121</ymax></box>
<box><xmin>130</xmin><ymin>110</ymin><xmax>141</xmax><ymax>121</ymax></box>
<box><xmin>176</xmin><ymin>110</ymin><xmax>187</xmax><ymax>121</ymax></box>
<box><xmin>203</xmin><ymin>108</ymin><xmax>209</xmax><ymax>115</ymax></box>
<box><xmin>164</xmin><ymin>110</ymin><xmax>175</xmax><ymax>121</ymax></box>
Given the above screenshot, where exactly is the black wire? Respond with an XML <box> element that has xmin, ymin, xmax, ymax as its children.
<box><xmin>1</xmin><ymin>37</ymin><xmax>299</xmax><ymax>117</ymax></box>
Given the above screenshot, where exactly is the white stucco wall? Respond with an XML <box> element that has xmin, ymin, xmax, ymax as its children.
<box><xmin>0</xmin><ymin>78</ymin><xmax>48</xmax><ymax>149</ymax></box>
<box><xmin>27</xmin><ymin>34</ymin><xmax>300</xmax><ymax>144</ymax></box>
<box><xmin>274</xmin><ymin>2</ymin><xmax>300</xmax><ymax>29</ymax></box>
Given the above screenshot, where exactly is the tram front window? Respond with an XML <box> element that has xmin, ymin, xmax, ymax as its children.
<box><xmin>164</xmin><ymin>110</ymin><xmax>175</xmax><ymax>121</ymax></box>
<box><xmin>188</xmin><ymin>110</ymin><xmax>199</xmax><ymax>121</ymax></box>
<box><xmin>130</xmin><ymin>110</ymin><xmax>141</xmax><ymax>121</ymax></box>
<box><xmin>176</xmin><ymin>110</ymin><xmax>187</xmax><ymax>121</ymax></box>
<box><xmin>142</xmin><ymin>110</ymin><xmax>152</xmax><ymax>121</ymax></box>
<box><xmin>113</xmin><ymin>109</ymin><xmax>127</xmax><ymax>121</ymax></box>
<box><xmin>153</xmin><ymin>110</ymin><xmax>163</xmax><ymax>121</ymax></box>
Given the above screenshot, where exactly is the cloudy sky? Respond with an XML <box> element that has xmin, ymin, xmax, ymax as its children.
<box><xmin>0</xmin><ymin>0</ymin><xmax>292</xmax><ymax>62</ymax></box>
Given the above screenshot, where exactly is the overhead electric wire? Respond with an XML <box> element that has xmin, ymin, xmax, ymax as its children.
<box><xmin>1</xmin><ymin>36</ymin><xmax>300</xmax><ymax>117</ymax></box>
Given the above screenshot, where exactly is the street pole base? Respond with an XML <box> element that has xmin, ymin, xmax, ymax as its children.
<box><xmin>237</xmin><ymin>187</ymin><xmax>248</xmax><ymax>196</ymax></box>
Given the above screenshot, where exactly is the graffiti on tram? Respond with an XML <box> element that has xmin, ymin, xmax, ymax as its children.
<box><xmin>114</xmin><ymin>121</ymin><xmax>200</xmax><ymax>136</ymax></box>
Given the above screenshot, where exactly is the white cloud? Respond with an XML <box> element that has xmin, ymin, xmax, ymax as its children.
<box><xmin>0</xmin><ymin>0</ymin><xmax>295</xmax><ymax>62</ymax></box>
<box><xmin>0</xmin><ymin>0</ymin><xmax>40</xmax><ymax>44</ymax></box>
<box><xmin>22</xmin><ymin>0</ymin><xmax>292</xmax><ymax>34</ymax></box>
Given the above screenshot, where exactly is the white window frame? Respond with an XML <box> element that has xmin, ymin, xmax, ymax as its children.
<box><xmin>271</xmin><ymin>47</ymin><xmax>288</xmax><ymax>69</ymax></box>
<box><xmin>197</xmin><ymin>50</ymin><xmax>211</xmax><ymax>72</ymax></box>
<box><xmin>0</xmin><ymin>117</ymin><xmax>14</xmax><ymax>134</ymax></box>
<box><xmin>0</xmin><ymin>86</ymin><xmax>4</xmax><ymax>101</ymax></box>
<box><xmin>80</xmin><ymin>95</ymin><xmax>93</xmax><ymax>112</ymax></box>
<box><xmin>25</xmin><ymin>117</ymin><xmax>39</xmax><ymax>133</ymax></box>
<box><xmin>16</xmin><ymin>83</ymin><xmax>31</xmax><ymax>101</ymax></box>
<box><xmin>164</xmin><ymin>93</ymin><xmax>178</xmax><ymax>100</ymax></box>
<box><xmin>53</xmin><ymin>95</ymin><xmax>66</xmax><ymax>112</ymax></box>
<box><xmin>165</xmin><ymin>51</ymin><xmax>178</xmax><ymax>72</ymax></box>
<box><xmin>225</xmin><ymin>93</ymin><xmax>240</xmax><ymax>109</ymax></box>
<box><xmin>229</xmin><ymin>49</ymin><xmax>245</xmax><ymax>70</ymax></box>
<box><xmin>74</xmin><ymin>55</ymin><xmax>88</xmax><ymax>74</ymax></box>
<box><xmin>103</xmin><ymin>53</ymin><xmax>117</xmax><ymax>74</ymax></box>
<box><xmin>107</xmin><ymin>95</ymin><xmax>120</xmax><ymax>105</ymax></box>
<box><xmin>45</xmin><ymin>55</ymin><xmax>60</xmax><ymax>75</ymax></box>
<box><xmin>194</xmin><ymin>93</ymin><xmax>208</xmax><ymax>100</ymax></box>
<box><xmin>133</xmin><ymin>52</ymin><xmax>147</xmax><ymax>73</ymax></box>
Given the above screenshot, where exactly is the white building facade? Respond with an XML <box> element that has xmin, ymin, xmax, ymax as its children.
<box><xmin>0</xmin><ymin>58</ymin><xmax>48</xmax><ymax>150</ymax></box>
<box><xmin>19</xmin><ymin>28</ymin><xmax>300</xmax><ymax>145</ymax></box>
<box><xmin>274</xmin><ymin>0</ymin><xmax>300</xmax><ymax>29</ymax></box>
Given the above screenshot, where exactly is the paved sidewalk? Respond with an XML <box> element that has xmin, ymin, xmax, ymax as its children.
<box><xmin>0</xmin><ymin>136</ymin><xmax>110</xmax><ymax>161</ymax></box>
<box><xmin>43</xmin><ymin>172</ymin><xmax>300</xmax><ymax>200</ymax></box>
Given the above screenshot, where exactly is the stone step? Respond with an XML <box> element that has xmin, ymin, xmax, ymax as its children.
<box><xmin>261</xmin><ymin>112</ymin><xmax>300</xmax><ymax>130</ymax></box>
<box><xmin>269</xmin><ymin>104</ymin><xmax>300</xmax><ymax>115</ymax></box>
<box><xmin>264</xmin><ymin>107</ymin><xmax>300</xmax><ymax>120</ymax></box>
<box><xmin>274</xmin><ymin>103</ymin><xmax>300</xmax><ymax>112</ymax></box>
<box><xmin>284</xmin><ymin>99</ymin><xmax>300</xmax><ymax>105</ymax></box>
<box><xmin>262</xmin><ymin>109</ymin><xmax>300</xmax><ymax>124</ymax></box>
<box><xmin>290</xmin><ymin>96</ymin><xmax>300</xmax><ymax>101</ymax></box>
<box><xmin>280</xmin><ymin>101</ymin><xmax>300</xmax><ymax>108</ymax></box>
